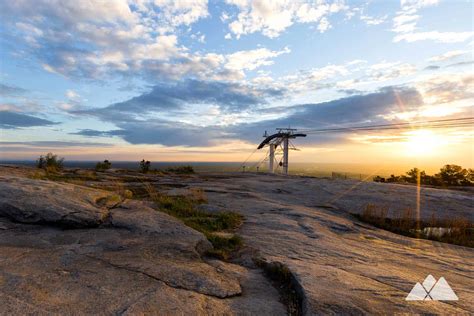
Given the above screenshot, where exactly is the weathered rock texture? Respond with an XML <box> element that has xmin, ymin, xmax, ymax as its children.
<box><xmin>0</xmin><ymin>175</ymin><xmax>286</xmax><ymax>315</ymax></box>
<box><xmin>195</xmin><ymin>173</ymin><xmax>474</xmax><ymax>315</ymax></box>
<box><xmin>0</xmin><ymin>167</ymin><xmax>473</xmax><ymax>315</ymax></box>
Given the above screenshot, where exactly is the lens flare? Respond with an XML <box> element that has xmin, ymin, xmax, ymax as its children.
<box><xmin>404</xmin><ymin>130</ymin><xmax>438</xmax><ymax>156</ymax></box>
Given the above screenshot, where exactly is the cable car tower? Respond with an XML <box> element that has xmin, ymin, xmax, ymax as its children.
<box><xmin>257</xmin><ymin>128</ymin><xmax>306</xmax><ymax>175</ymax></box>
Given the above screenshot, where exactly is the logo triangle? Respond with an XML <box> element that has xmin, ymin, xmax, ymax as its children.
<box><xmin>406</xmin><ymin>282</ymin><xmax>428</xmax><ymax>301</ymax></box>
<box><xmin>429</xmin><ymin>277</ymin><xmax>459</xmax><ymax>301</ymax></box>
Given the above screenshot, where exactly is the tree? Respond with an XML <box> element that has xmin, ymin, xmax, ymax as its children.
<box><xmin>36</xmin><ymin>153</ymin><xmax>64</xmax><ymax>173</ymax></box>
<box><xmin>405</xmin><ymin>167</ymin><xmax>425</xmax><ymax>184</ymax></box>
<box><xmin>463</xmin><ymin>168</ymin><xmax>474</xmax><ymax>186</ymax></box>
<box><xmin>139</xmin><ymin>159</ymin><xmax>151</xmax><ymax>173</ymax></box>
<box><xmin>95</xmin><ymin>160</ymin><xmax>112</xmax><ymax>171</ymax></box>
<box><xmin>436</xmin><ymin>164</ymin><xmax>468</xmax><ymax>186</ymax></box>
<box><xmin>386</xmin><ymin>174</ymin><xmax>400</xmax><ymax>183</ymax></box>
<box><xmin>373</xmin><ymin>175</ymin><xmax>385</xmax><ymax>182</ymax></box>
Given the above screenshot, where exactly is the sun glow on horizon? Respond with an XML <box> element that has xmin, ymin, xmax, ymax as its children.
<box><xmin>403</xmin><ymin>129</ymin><xmax>439</xmax><ymax>157</ymax></box>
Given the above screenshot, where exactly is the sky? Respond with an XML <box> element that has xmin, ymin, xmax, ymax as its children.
<box><xmin>0</xmin><ymin>0</ymin><xmax>472</xmax><ymax>171</ymax></box>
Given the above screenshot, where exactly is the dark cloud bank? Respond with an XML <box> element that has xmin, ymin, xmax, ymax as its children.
<box><xmin>0</xmin><ymin>111</ymin><xmax>57</xmax><ymax>129</ymax></box>
<box><xmin>73</xmin><ymin>82</ymin><xmax>424</xmax><ymax>146</ymax></box>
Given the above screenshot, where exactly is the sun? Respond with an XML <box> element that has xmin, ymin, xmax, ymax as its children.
<box><xmin>403</xmin><ymin>130</ymin><xmax>439</xmax><ymax>156</ymax></box>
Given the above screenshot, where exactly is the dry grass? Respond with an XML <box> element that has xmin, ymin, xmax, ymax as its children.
<box><xmin>189</xmin><ymin>187</ymin><xmax>207</xmax><ymax>203</ymax></box>
<box><xmin>28</xmin><ymin>170</ymin><xmax>97</xmax><ymax>183</ymax></box>
<box><xmin>355</xmin><ymin>204</ymin><xmax>473</xmax><ymax>247</ymax></box>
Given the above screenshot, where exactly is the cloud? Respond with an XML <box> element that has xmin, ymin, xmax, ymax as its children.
<box><xmin>225</xmin><ymin>0</ymin><xmax>347</xmax><ymax>38</ymax></box>
<box><xmin>360</xmin><ymin>14</ymin><xmax>387</xmax><ymax>26</ymax></box>
<box><xmin>0</xmin><ymin>1</ymin><xmax>291</xmax><ymax>82</ymax></box>
<box><xmin>75</xmin><ymin>85</ymin><xmax>424</xmax><ymax>146</ymax></box>
<box><xmin>229</xmin><ymin>86</ymin><xmax>424</xmax><ymax>145</ymax></box>
<box><xmin>391</xmin><ymin>0</ymin><xmax>472</xmax><ymax>43</ymax></box>
<box><xmin>225</xmin><ymin>47</ymin><xmax>290</xmax><ymax>71</ymax></box>
<box><xmin>0</xmin><ymin>83</ymin><xmax>28</xmax><ymax>97</ymax></box>
<box><xmin>78</xmin><ymin>79</ymin><xmax>286</xmax><ymax>122</ymax></box>
<box><xmin>366</xmin><ymin>62</ymin><xmax>417</xmax><ymax>82</ymax></box>
<box><xmin>428</xmin><ymin>50</ymin><xmax>467</xmax><ymax>62</ymax></box>
<box><xmin>400</xmin><ymin>0</ymin><xmax>439</xmax><ymax>10</ymax></box>
<box><xmin>65</xmin><ymin>89</ymin><xmax>79</xmax><ymax>100</ymax></box>
<box><xmin>150</xmin><ymin>0</ymin><xmax>209</xmax><ymax>26</ymax></box>
<box><xmin>0</xmin><ymin>0</ymin><xmax>208</xmax><ymax>80</ymax></box>
<box><xmin>446</xmin><ymin>61</ymin><xmax>474</xmax><ymax>68</ymax></box>
<box><xmin>73</xmin><ymin>121</ymin><xmax>225</xmax><ymax>147</ymax></box>
<box><xmin>394</xmin><ymin>31</ymin><xmax>473</xmax><ymax>43</ymax></box>
<box><xmin>0</xmin><ymin>111</ymin><xmax>57</xmax><ymax>129</ymax></box>
<box><xmin>416</xmin><ymin>74</ymin><xmax>474</xmax><ymax>104</ymax></box>
<box><xmin>0</xmin><ymin>141</ymin><xmax>112</xmax><ymax>147</ymax></box>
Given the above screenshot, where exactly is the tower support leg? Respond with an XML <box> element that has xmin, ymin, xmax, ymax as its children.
<box><xmin>283</xmin><ymin>137</ymin><xmax>289</xmax><ymax>175</ymax></box>
<box><xmin>269</xmin><ymin>144</ymin><xmax>275</xmax><ymax>173</ymax></box>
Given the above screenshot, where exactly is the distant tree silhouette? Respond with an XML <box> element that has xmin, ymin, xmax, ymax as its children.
<box><xmin>373</xmin><ymin>164</ymin><xmax>472</xmax><ymax>187</ymax></box>
<box><xmin>436</xmin><ymin>164</ymin><xmax>468</xmax><ymax>186</ymax></box>
<box><xmin>385</xmin><ymin>174</ymin><xmax>400</xmax><ymax>183</ymax></box>
<box><xmin>405</xmin><ymin>167</ymin><xmax>425</xmax><ymax>184</ymax></box>
<box><xmin>139</xmin><ymin>159</ymin><xmax>151</xmax><ymax>173</ymax></box>
<box><xmin>96</xmin><ymin>159</ymin><xmax>112</xmax><ymax>171</ymax></box>
<box><xmin>465</xmin><ymin>168</ymin><xmax>474</xmax><ymax>185</ymax></box>
<box><xmin>36</xmin><ymin>153</ymin><xmax>64</xmax><ymax>173</ymax></box>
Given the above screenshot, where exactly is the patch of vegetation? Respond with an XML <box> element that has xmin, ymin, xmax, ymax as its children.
<box><xmin>95</xmin><ymin>194</ymin><xmax>122</xmax><ymax>208</ymax></box>
<box><xmin>95</xmin><ymin>159</ymin><xmax>112</xmax><ymax>171</ymax></box>
<box><xmin>165</xmin><ymin>165</ymin><xmax>194</xmax><ymax>174</ymax></box>
<box><xmin>206</xmin><ymin>234</ymin><xmax>243</xmax><ymax>260</ymax></box>
<box><xmin>354</xmin><ymin>204</ymin><xmax>473</xmax><ymax>248</ymax></box>
<box><xmin>29</xmin><ymin>169</ymin><xmax>97</xmax><ymax>183</ymax></box>
<box><xmin>139</xmin><ymin>159</ymin><xmax>151</xmax><ymax>173</ymax></box>
<box><xmin>36</xmin><ymin>153</ymin><xmax>64</xmax><ymax>173</ymax></box>
<box><xmin>144</xmin><ymin>183</ymin><xmax>244</xmax><ymax>260</ymax></box>
<box><xmin>373</xmin><ymin>164</ymin><xmax>473</xmax><ymax>187</ymax></box>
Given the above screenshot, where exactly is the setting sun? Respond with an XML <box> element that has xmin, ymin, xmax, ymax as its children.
<box><xmin>403</xmin><ymin>130</ymin><xmax>439</xmax><ymax>156</ymax></box>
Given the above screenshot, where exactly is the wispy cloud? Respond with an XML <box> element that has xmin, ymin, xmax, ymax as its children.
<box><xmin>392</xmin><ymin>0</ymin><xmax>472</xmax><ymax>43</ymax></box>
<box><xmin>0</xmin><ymin>83</ymin><xmax>28</xmax><ymax>97</ymax></box>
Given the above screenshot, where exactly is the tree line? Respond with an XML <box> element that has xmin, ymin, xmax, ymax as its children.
<box><xmin>373</xmin><ymin>164</ymin><xmax>473</xmax><ymax>187</ymax></box>
<box><xmin>36</xmin><ymin>153</ymin><xmax>193</xmax><ymax>174</ymax></box>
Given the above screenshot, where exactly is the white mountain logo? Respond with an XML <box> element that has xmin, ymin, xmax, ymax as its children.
<box><xmin>406</xmin><ymin>275</ymin><xmax>458</xmax><ymax>301</ymax></box>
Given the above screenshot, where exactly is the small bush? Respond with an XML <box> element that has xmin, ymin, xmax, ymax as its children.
<box><xmin>166</xmin><ymin>165</ymin><xmax>194</xmax><ymax>174</ymax></box>
<box><xmin>36</xmin><ymin>153</ymin><xmax>64</xmax><ymax>173</ymax></box>
<box><xmin>96</xmin><ymin>159</ymin><xmax>112</xmax><ymax>171</ymax></box>
<box><xmin>139</xmin><ymin>159</ymin><xmax>151</xmax><ymax>173</ymax></box>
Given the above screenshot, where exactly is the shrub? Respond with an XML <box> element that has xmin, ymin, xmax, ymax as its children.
<box><xmin>95</xmin><ymin>159</ymin><xmax>112</xmax><ymax>171</ymax></box>
<box><xmin>36</xmin><ymin>153</ymin><xmax>64</xmax><ymax>173</ymax></box>
<box><xmin>139</xmin><ymin>159</ymin><xmax>151</xmax><ymax>173</ymax></box>
<box><xmin>166</xmin><ymin>165</ymin><xmax>194</xmax><ymax>174</ymax></box>
<box><xmin>373</xmin><ymin>175</ymin><xmax>385</xmax><ymax>182</ymax></box>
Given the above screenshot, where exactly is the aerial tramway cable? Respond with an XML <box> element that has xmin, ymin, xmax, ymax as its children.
<box><xmin>239</xmin><ymin>116</ymin><xmax>473</xmax><ymax>174</ymax></box>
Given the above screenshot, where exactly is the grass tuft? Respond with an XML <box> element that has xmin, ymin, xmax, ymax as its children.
<box><xmin>205</xmin><ymin>234</ymin><xmax>243</xmax><ymax>260</ymax></box>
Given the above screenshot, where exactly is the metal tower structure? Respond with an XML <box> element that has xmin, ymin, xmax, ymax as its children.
<box><xmin>257</xmin><ymin>128</ymin><xmax>306</xmax><ymax>175</ymax></box>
